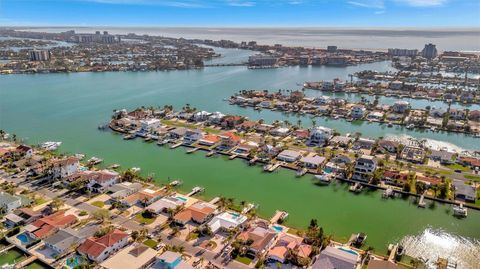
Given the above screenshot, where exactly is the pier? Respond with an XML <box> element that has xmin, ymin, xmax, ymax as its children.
<box><xmin>187</xmin><ymin>186</ymin><xmax>204</xmax><ymax>196</ymax></box>
<box><xmin>15</xmin><ymin>255</ymin><xmax>37</xmax><ymax>269</ymax></box>
<box><xmin>0</xmin><ymin>244</ymin><xmax>15</xmax><ymax>254</ymax></box>
<box><xmin>170</xmin><ymin>142</ymin><xmax>183</xmax><ymax>149</ymax></box>
<box><xmin>186</xmin><ymin>147</ymin><xmax>199</xmax><ymax>154</ymax></box>
<box><xmin>270</xmin><ymin>210</ymin><xmax>289</xmax><ymax>224</ymax></box>
<box><xmin>418</xmin><ymin>192</ymin><xmax>427</xmax><ymax>208</ymax></box>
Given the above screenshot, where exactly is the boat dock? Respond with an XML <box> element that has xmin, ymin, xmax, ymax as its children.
<box><xmin>170</xmin><ymin>142</ymin><xmax>183</xmax><ymax>149</ymax></box>
<box><xmin>229</xmin><ymin>154</ymin><xmax>238</xmax><ymax>160</ymax></box>
<box><xmin>249</xmin><ymin>157</ymin><xmax>258</xmax><ymax>165</ymax></box>
<box><xmin>268</xmin><ymin>163</ymin><xmax>281</xmax><ymax>172</ymax></box>
<box><xmin>186</xmin><ymin>147</ymin><xmax>199</xmax><ymax>154</ymax></box>
<box><xmin>187</xmin><ymin>186</ymin><xmax>204</xmax><ymax>196</ymax></box>
<box><xmin>270</xmin><ymin>210</ymin><xmax>289</xmax><ymax>224</ymax></box>
<box><xmin>388</xmin><ymin>244</ymin><xmax>398</xmax><ymax>262</ymax></box>
<box><xmin>0</xmin><ymin>244</ymin><xmax>15</xmax><ymax>254</ymax></box>
<box><xmin>15</xmin><ymin>255</ymin><xmax>37</xmax><ymax>269</ymax></box>
<box><xmin>418</xmin><ymin>192</ymin><xmax>426</xmax><ymax>208</ymax></box>
<box><xmin>209</xmin><ymin>197</ymin><xmax>220</xmax><ymax>204</ymax></box>
<box><xmin>206</xmin><ymin>150</ymin><xmax>216</xmax><ymax>157</ymax></box>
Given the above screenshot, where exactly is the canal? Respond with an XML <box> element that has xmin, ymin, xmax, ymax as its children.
<box><xmin>1</xmin><ymin>50</ymin><xmax>479</xmax><ymax>265</ymax></box>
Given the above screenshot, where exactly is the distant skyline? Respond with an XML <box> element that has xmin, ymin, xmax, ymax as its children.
<box><xmin>1</xmin><ymin>0</ymin><xmax>479</xmax><ymax>27</ymax></box>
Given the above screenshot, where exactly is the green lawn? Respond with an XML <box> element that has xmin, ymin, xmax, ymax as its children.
<box><xmin>445</xmin><ymin>163</ymin><xmax>472</xmax><ymax>172</ymax></box>
<box><xmin>235</xmin><ymin>256</ymin><xmax>253</xmax><ymax>265</ymax></box>
<box><xmin>34</xmin><ymin>197</ymin><xmax>48</xmax><ymax>205</ymax></box>
<box><xmin>464</xmin><ymin>174</ymin><xmax>480</xmax><ymax>182</ymax></box>
<box><xmin>143</xmin><ymin>239</ymin><xmax>158</xmax><ymax>249</ymax></box>
<box><xmin>91</xmin><ymin>201</ymin><xmax>105</xmax><ymax>208</ymax></box>
<box><xmin>135</xmin><ymin>212</ymin><xmax>156</xmax><ymax>225</ymax></box>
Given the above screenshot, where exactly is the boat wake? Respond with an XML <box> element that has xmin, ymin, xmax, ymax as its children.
<box><xmin>383</xmin><ymin>134</ymin><xmax>465</xmax><ymax>153</ymax></box>
<box><xmin>398</xmin><ymin>228</ymin><xmax>480</xmax><ymax>269</ymax></box>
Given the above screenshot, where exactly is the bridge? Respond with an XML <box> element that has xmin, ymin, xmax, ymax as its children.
<box><xmin>203</xmin><ymin>63</ymin><xmax>248</xmax><ymax>67</ymax></box>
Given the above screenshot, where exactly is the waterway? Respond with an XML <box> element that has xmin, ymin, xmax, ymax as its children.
<box><xmin>1</xmin><ymin>51</ymin><xmax>480</xmax><ymax>265</ymax></box>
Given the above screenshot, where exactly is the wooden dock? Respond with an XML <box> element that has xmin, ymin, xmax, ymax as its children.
<box><xmin>186</xmin><ymin>147</ymin><xmax>198</xmax><ymax>154</ymax></box>
<box><xmin>209</xmin><ymin>197</ymin><xmax>220</xmax><ymax>204</ymax></box>
<box><xmin>187</xmin><ymin>186</ymin><xmax>204</xmax><ymax>196</ymax></box>
<box><xmin>268</xmin><ymin>163</ymin><xmax>281</xmax><ymax>172</ymax></box>
<box><xmin>418</xmin><ymin>192</ymin><xmax>427</xmax><ymax>208</ymax></box>
<box><xmin>229</xmin><ymin>154</ymin><xmax>238</xmax><ymax>160</ymax></box>
<box><xmin>170</xmin><ymin>142</ymin><xmax>183</xmax><ymax>149</ymax></box>
<box><xmin>270</xmin><ymin>210</ymin><xmax>289</xmax><ymax>224</ymax></box>
<box><xmin>15</xmin><ymin>255</ymin><xmax>37</xmax><ymax>268</ymax></box>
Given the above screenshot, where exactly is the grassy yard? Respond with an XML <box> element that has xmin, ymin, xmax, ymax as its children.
<box><xmin>445</xmin><ymin>163</ymin><xmax>472</xmax><ymax>172</ymax></box>
<box><xmin>143</xmin><ymin>239</ymin><xmax>158</xmax><ymax>249</ymax></box>
<box><xmin>464</xmin><ymin>174</ymin><xmax>480</xmax><ymax>182</ymax></box>
<box><xmin>161</xmin><ymin>119</ymin><xmax>195</xmax><ymax>129</ymax></box>
<box><xmin>34</xmin><ymin>197</ymin><xmax>48</xmax><ymax>205</ymax></box>
<box><xmin>235</xmin><ymin>256</ymin><xmax>253</xmax><ymax>265</ymax></box>
<box><xmin>135</xmin><ymin>211</ymin><xmax>156</xmax><ymax>225</ymax></box>
<box><xmin>91</xmin><ymin>201</ymin><xmax>105</xmax><ymax>208</ymax></box>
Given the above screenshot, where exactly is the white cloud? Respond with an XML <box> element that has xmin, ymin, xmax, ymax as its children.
<box><xmin>394</xmin><ymin>0</ymin><xmax>448</xmax><ymax>7</ymax></box>
<box><xmin>347</xmin><ymin>0</ymin><xmax>385</xmax><ymax>9</ymax></box>
<box><xmin>225</xmin><ymin>0</ymin><xmax>256</xmax><ymax>7</ymax></box>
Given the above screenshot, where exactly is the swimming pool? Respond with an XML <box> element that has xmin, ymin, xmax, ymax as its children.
<box><xmin>16</xmin><ymin>233</ymin><xmax>31</xmax><ymax>244</ymax></box>
<box><xmin>271</xmin><ymin>225</ymin><xmax>284</xmax><ymax>233</ymax></box>
<box><xmin>337</xmin><ymin>247</ymin><xmax>359</xmax><ymax>256</ymax></box>
<box><xmin>66</xmin><ymin>255</ymin><xmax>87</xmax><ymax>268</ymax></box>
<box><xmin>175</xmin><ymin>196</ymin><xmax>187</xmax><ymax>202</ymax></box>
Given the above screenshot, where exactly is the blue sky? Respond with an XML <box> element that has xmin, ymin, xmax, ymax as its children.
<box><xmin>1</xmin><ymin>0</ymin><xmax>479</xmax><ymax>27</ymax></box>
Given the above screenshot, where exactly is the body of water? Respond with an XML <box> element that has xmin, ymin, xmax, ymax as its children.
<box><xmin>1</xmin><ymin>51</ymin><xmax>480</xmax><ymax>265</ymax></box>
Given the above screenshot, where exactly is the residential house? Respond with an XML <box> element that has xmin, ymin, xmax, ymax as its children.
<box><xmin>468</xmin><ymin>110</ymin><xmax>480</xmax><ymax>122</ymax></box>
<box><xmin>0</xmin><ymin>192</ymin><xmax>24</xmax><ymax>213</ymax></box>
<box><xmin>208</xmin><ymin>112</ymin><xmax>226</xmax><ymax>125</ymax></box>
<box><xmin>123</xmin><ymin>188</ymin><xmax>164</xmax><ymax>207</ymax></box>
<box><xmin>146</xmin><ymin>196</ymin><xmax>186</xmax><ymax>215</ymax></box>
<box><xmin>267</xmin><ymin>233</ymin><xmax>312</xmax><ymax>263</ymax></box>
<box><xmin>236</xmin><ymin>120</ymin><xmax>258</xmax><ymax>132</ymax></box>
<box><xmin>108</xmin><ymin>182</ymin><xmax>143</xmax><ymax>200</ymax></box>
<box><xmin>4</xmin><ymin>208</ymin><xmax>42</xmax><ymax>228</ymax></box>
<box><xmin>237</xmin><ymin>223</ymin><xmax>276</xmax><ymax>255</ymax></box>
<box><xmin>399</xmin><ymin>146</ymin><xmax>426</xmax><ymax>163</ymax></box>
<box><xmin>392</xmin><ymin>101</ymin><xmax>410</xmax><ymax>113</ymax></box>
<box><xmin>352</xmin><ymin>138</ymin><xmax>375</xmax><ymax>151</ymax></box>
<box><xmin>198</xmin><ymin>135</ymin><xmax>220</xmax><ymax>147</ymax></box>
<box><xmin>16</xmin><ymin>145</ymin><xmax>33</xmax><ymax>158</ymax></box>
<box><xmin>218</xmin><ymin>131</ymin><xmax>241</xmax><ymax>150</ymax></box>
<box><xmin>311</xmin><ymin>246</ymin><xmax>358</xmax><ymax>269</ymax></box>
<box><xmin>221</xmin><ymin>115</ymin><xmax>243</xmax><ymax>129</ymax></box>
<box><xmin>270</xmin><ymin>127</ymin><xmax>290</xmax><ymax>137</ymax></box>
<box><xmin>173</xmin><ymin>201</ymin><xmax>217</xmax><ymax>225</ymax></box>
<box><xmin>377</xmin><ymin>140</ymin><xmax>400</xmax><ymax>154</ymax></box>
<box><xmin>207</xmin><ymin>211</ymin><xmax>248</xmax><ymax>233</ymax></box>
<box><xmin>140</xmin><ymin>119</ymin><xmax>161</xmax><ymax>132</ymax></box>
<box><xmin>100</xmin><ymin>243</ymin><xmax>157</xmax><ymax>269</ymax></box>
<box><xmin>44</xmin><ymin>225</ymin><xmax>97</xmax><ymax>255</ymax></box>
<box><xmin>193</xmin><ymin>111</ymin><xmax>211</xmax><ymax>122</ymax></box>
<box><xmin>329</xmin><ymin>136</ymin><xmax>351</xmax><ymax>148</ymax></box>
<box><xmin>452</xmin><ymin>180</ymin><xmax>476</xmax><ymax>203</ymax></box>
<box><xmin>309</xmin><ymin>126</ymin><xmax>334</xmax><ymax>146</ymax></box>
<box><xmin>458</xmin><ymin>157</ymin><xmax>480</xmax><ymax>169</ymax></box>
<box><xmin>86</xmin><ymin>170</ymin><xmax>119</xmax><ymax>193</ymax></box>
<box><xmin>429</xmin><ymin>150</ymin><xmax>455</xmax><ymax>164</ymax></box>
<box><xmin>449</xmin><ymin>109</ymin><xmax>466</xmax><ymax>120</ymax></box>
<box><xmin>27</xmin><ymin>211</ymin><xmax>77</xmax><ymax>239</ymax></box>
<box><xmin>152</xmin><ymin>251</ymin><xmax>193</xmax><ymax>269</ymax></box>
<box><xmin>77</xmin><ymin>229</ymin><xmax>129</xmax><ymax>263</ymax></box>
<box><xmin>168</xmin><ymin>127</ymin><xmax>188</xmax><ymax>140</ymax></box>
<box><xmin>367</xmin><ymin>260</ymin><xmax>404</xmax><ymax>269</ymax></box>
<box><xmin>351</xmin><ymin>105</ymin><xmax>366</xmax><ymax>119</ymax></box>
<box><xmin>183</xmin><ymin>129</ymin><xmax>203</xmax><ymax>144</ymax></box>
<box><xmin>430</xmin><ymin>108</ymin><xmax>446</xmax><ymax>118</ymax></box>
<box><xmin>300</xmin><ymin>154</ymin><xmax>326</xmax><ymax>169</ymax></box>
<box><xmin>49</xmin><ymin>157</ymin><xmax>80</xmax><ymax>179</ymax></box>
<box><xmin>383</xmin><ymin>170</ymin><xmax>408</xmax><ymax>187</ymax></box>
<box><xmin>352</xmin><ymin>155</ymin><xmax>377</xmax><ymax>182</ymax></box>
<box><xmin>277</xmin><ymin>150</ymin><xmax>302</xmax><ymax>163</ymax></box>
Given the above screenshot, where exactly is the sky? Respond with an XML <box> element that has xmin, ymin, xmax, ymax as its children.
<box><xmin>0</xmin><ymin>0</ymin><xmax>479</xmax><ymax>27</ymax></box>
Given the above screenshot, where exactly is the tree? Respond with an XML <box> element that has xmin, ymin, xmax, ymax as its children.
<box><xmin>50</xmin><ymin>198</ymin><xmax>64</xmax><ymax>211</ymax></box>
<box><xmin>91</xmin><ymin>209</ymin><xmax>110</xmax><ymax>223</ymax></box>
<box><xmin>132</xmin><ymin>228</ymin><xmax>148</xmax><ymax>242</ymax></box>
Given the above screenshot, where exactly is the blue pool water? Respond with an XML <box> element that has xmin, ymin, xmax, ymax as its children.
<box><xmin>175</xmin><ymin>196</ymin><xmax>187</xmax><ymax>202</ymax></box>
<box><xmin>337</xmin><ymin>247</ymin><xmax>358</xmax><ymax>256</ymax></box>
<box><xmin>16</xmin><ymin>233</ymin><xmax>30</xmax><ymax>244</ymax></box>
<box><xmin>323</xmin><ymin>168</ymin><xmax>333</xmax><ymax>174</ymax></box>
<box><xmin>66</xmin><ymin>255</ymin><xmax>87</xmax><ymax>268</ymax></box>
<box><xmin>272</xmin><ymin>225</ymin><xmax>284</xmax><ymax>233</ymax></box>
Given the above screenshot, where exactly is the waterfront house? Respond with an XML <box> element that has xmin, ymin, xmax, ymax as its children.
<box><xmin>77</xmin><ymin>229</ymin><xmax>129</xmax><ymax>263</ymax></box>
<box><xmin>198</xmin><ymin>134</ymin><xmax>220</xmax><ymax>146</ymax></box>
<box><xmin>146</xmin><ymin>196</ymin><xmax>186</xmax><ymax>215</ymax></box>
<box><xmin>429</xmin><ymin>150</ymin><xmax>455</xmax><ymax>164</ymax></box>
<box><xmin>218</xmin><ymin>131</ymin><xmax>241</xmax><ymax>150</ymax></box>
<box><xmin>430</xmin><ymin>108</ymin><xmax>446</xmax><ymax>118</ymax></box>
<box><xmin>277</xmin><ymin>150</ymin><xmax>302</xmax><ymax>163</ymax></box>
<box><xmin>367</xmin><ymin>111</ymin><xmax>384</xmax><ymax>121</ymax></box>
<box><xmin>460</xmin><ymin>92</ymin><xmax>474</xmax><ymax>103</ymax></box>
<box><xmin>329</xmin><ymin>136</ymin><xmax>351</xmax><ymax>148</ymax></box>
<box><xmin>449</xmin><ymin>109</ymin><xmax>466</xmax><ymax>120</ymax></box>
<box><xmin>44</xmin><ymin>225</ymin><xmax>97</xmax><ymax>255</ymax></box>
<box><xmin>49</xmin><ymin>156</ymin><xmax>80</xmax><ymax>179</ymax></box>
<box><xmin>86</xmin><ymin>170</ymin><xmax>119</xmax><ymax>193</ymax></box>
<box><xmin>352</xmin><ymin>155</ymin><xmax>377</xmax><ymax>182</ymax></box>
<box><xmin>270</xmin><ymin>127</ymin><xmax>290</xmax><ymax>137</ymax></box>
<box><xmin>221</xmin><ymin>115</ymin><xmax>243</xmax><ymax>129</ymax></box>
<box><xmin>108</xmin><ymin>182</ymin><xmax>142</xmax><ymax>200</ymax></box>
<box><xmin>300</xmin><ymin>154</ymin><xmax>326</xmax><ymax>169</ymax></box>
<box><xmin>389</xmin><ymin>80</ymin><xmax>403</xmax><ymax>90</ymax></box>
<box><xmin>392</xmin><ymin>101</ymin><xmax>410</xmax><ymax>113</ymax></box>
<box><xmin>351</xmin><ymin>105</ymin><xmax>366</xmax><ymax>119</ymax></box>
<box><xmin>311</xmin><ymin>246</ymin><xmax>358</xmax><ymax>269</ymax></box>
<box><xmin>232</xmin><ymin>142</ymin><xmax>258</xmax><ymax>156</ymax></box>
<box><xmin>100</xmin><ymin>243</ymin><xmax>157</xmax><ymax>269</ymax></box>
<box><xmin>314</xmin><ymin>96</ymin><xmax>331</xmax><ymax>105</ymax></box>
<box><xmin>399</xmin><ymin>146</ymin><xmax>426</xmax><ymax>163</ymax></box>
<box><xmin>377</xmin><ymin>139</ymin><xmax>400</xmax><ymax>154</ymax></box>
<box><xmin>259</xmin><ymin>100</ymin><xmax>272</xmax><ymax>109</ymax></box>
<box><xmin>168</xmin><ymin>127</ymin><xmax>188</xmax><ymax>140</ymax></box>
<box><xmin>152</xmin><ymin>251</ymin><xmax>193</xmax><ymax>269</ymax></box>
<box><xmin>27</xmin><ymin>211</ymin><xmax>77</xmax><ymax>239</ymax></box>
<box><xmin>236</xmin><ymin>120</ymin><xmax>258</xmax><ymax>132</ymax></box>
<box><xmin>173</xmin><ymin>201</ymin><xmax>217</xmax><ymax>225</ymax></box>
<box><xmin>458</xmin><ymin>157</ymin><xmax>480</xmax><ymax>169</ymax></box>
<box><xmin>415</xmin><ymin>174</ymin><xmax>442</xmax><ymax>186</ymax></box>
<box><xmin>4</xmin><ymin>208</ymin><xmax>42</xmax><ymax>228</ymax></box>
<box><xmin>140</xmin><ymin>119</ymin><xmax>161</xmax><ymax>131</ymax></box>
<box><xmin>352</xmin><ymin>138</ymin><xmax>375</xmax><ymax>151</ymax></box>
<box><xmin>236</xmin><ymin>222</ymin><xmax>277</xmax><ymax>255</ymax></box>
<box><xmin>294</xmin><ymin>129</ymin><xmax>310</xmax><ymax>140</ymax></box>
<box><xmin>16</xmin><ymin>145</ymin><xmax>33</xmax><ymax>158</ymax></box>
<box><xmin>452</xmin><ymin>180</ymin><xmax>476</xmax><ymax>203</ymax></box>
<box><xmin>193</xmin><ymin>111</ymin><xmax>211</xmax><ymax>122</ymax></box>
<box><xmin>308</xmin><ymin>126</ymin><xmax>334</xmax><ymax>146</ymax></box>
<box><xmin>267</xmin><ymin>233</ymin><xmax>312</xmax><ymax>264</ymax></box>
<box><xmin>468</xmin><ymin>110</ymin><xmax>480</xmax><ymax>122</ymax></box>
<box><xmin>386</xmin><ymin>113</ymin><xmax>402</xmax><ymax>122</ymax></box>
<box><xmin>123</xmin><ymin>188</ymin><xmax>164</xmax><ymax>207</ymax></box>
<box><xmin>184</xmin><ymin>129</ymin><xmax>203</xmax><ymax>144</ymax></box>
<box><xmin>208</xmin><ymin>111</ymin><xmax>226</xmax><ymax>125</ymax></box>
<box><xmin>255</xmin><ymin>123</ymin><xmax>274</xmax><ymax>133</ymax></box>
<box><xmin>383</xmin><ymin>170</ymin><xmax>408</xmax><ymax>187</ymax></box>
<box><xmin>207</xmin><ymin>211</ymin><xmax>248</xmax><ymax>233</ymax></box>
<box><xmin>0</xmin><ymin>192</ymin><xmax>24</xmax><ymax>213</ymax></box>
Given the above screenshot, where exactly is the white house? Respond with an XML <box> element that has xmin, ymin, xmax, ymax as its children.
<box><xmin>0</xmin><ymin>192</ymin><xmax>23</xmax><ymax>213</ymax></box>
<box><xmin>193</xmin><ymin>111</ymin><xmax>212</xmax><ymax>122</ymax></box>
<box><xmin>86</xmin><ymin>170</ymin><xmax>119</xmax><ymax>193</ymax></box>
<box><xmin>207</xmin><ymin>211</ymin><xmax>248</xmax><ymax>233</ymax></box>
<box><xmin>77</xmin><ymin>229</ymin><xmax>129</xmax><ymax>263</ymax></box>
<box><xmin>352</xmin><ymin>155</ymin><xmax>377</xmax><ymax>182</ymax></box>
<box><xmin>140</xmin><ymin>119</ymin><xmax>161</xmax><ymax>131</ymax></box>
<box><xmin>309</xmin><ymin>126</ymin><xmax>334</xmax><ymax>146</ymax></box>
<box><xmin>184</xmin><ymin>129</ymin><xmax>203</xmax><ymax>144</ymax></box>
<box><xmin>351</xmin><ymin>105</ymin><xmax>366</xmax><ymax>119</ymax></box>
<box><xmin>277</xmin><ymin>150</ymin><xmax>302</xmax><ymax>163</ymax></box>
<box><xmin>50</xmin><ymin>157</ymin><xmax>80</xmax><ymax>179</ymax></box>
<box><xmin>300</xmin><ymin>154</ymin><xmax>326</xmax><ymax>169</ymax></box>
<box><xmin>208</xmin><ymin>112</ymin><xmax>226</xmax><ymax>124</ymax></box>
<box><xmin>392</xmin><ymin>101</ymin><xmax>410</xmax><ymax>113</ymax></box>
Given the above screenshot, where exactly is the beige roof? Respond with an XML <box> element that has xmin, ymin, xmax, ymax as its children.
<box><xmin>100</xmin><ymin>243</ymin><xmax>157</xmax><ymax>269</ymax></box>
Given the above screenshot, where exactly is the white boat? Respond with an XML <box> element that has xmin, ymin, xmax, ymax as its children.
<box><xmin>169</xmin><ymin>180</ymin><xmax>182</xmax><ymax>186</ymax></box>
<box><xmin>406</xmin><ymin>124</ymin><xmax>415</xmax><ymax>129</ymax></box>
<box><xmin>109</xmin><ymin>164</ymin><xmax>120</xmax><ymax>169</ymax></box>
<box><xmin>40</xmin><ymin>141</ymin><xmax>62</xmax><ymax>151</ymax></box>
<box><xmin>74</xmin><ymin>153</ymin><xmax>85</xmax><ymax>160</ymax></box>
<box><xmin>314</xmin><ymin>174</ymin><xmax>332</xmax><ymax>185</ymax></box>
<box><xmin>296</xmin><ymin>167</ymin><xmax>308</xmax><ymax>177</ymax></box>
<box><xmin>241</xmin><ymin>203</ymin><xmax>258</xmax><ymax>214</ymax></box>
<box><xmin>87</xmin><ymin>157</ymin><xmax>103</xmax><ymax>165</ymax></box>
<box><xmin>453</xmin><ymin>204</ymin><xmax>468</xmax><ymax>217</ymax></box>
<box><xmin>349</xmin><ymin>182</ymin><xmax>363</xmax><ymax>193</ymax></box>
<box><xmin>131</xmin><ymin>167</ymin><xmax>141</xmax><ymax>173</ymax></box>
<box><xmin>1</xmin><ymin>263</ymin><xmax>15</xmax><ymax>269</ymax></box>
<box><xmin>382</xmin><ymin>188</ymin><xmax>394</xmax><ymax>198</ymax></box>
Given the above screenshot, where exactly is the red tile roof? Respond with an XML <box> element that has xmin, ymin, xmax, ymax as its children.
<box><xmin>77</xmin><ymin>229</ymin><xmax>128</xmax><ymax>259</ymax></box>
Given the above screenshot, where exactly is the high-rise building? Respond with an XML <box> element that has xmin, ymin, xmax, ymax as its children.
<box><xmin>327</xmin><ymin>46</ymin><xmax>337</xmax><ymax>52</ymax></box>
<box><xmin>388</xmin><ymin>48</ymin><xmax>418</xmax><ymax>57</ymax></box>
<box><xmin>28</xmin><ymin>49</ymin><xmax>50</xmax><ymax>61</ymax></box>
<box><xmin>421</xmin><ymin>43</ymin><xmax>438</xmax><ymax>59</ymax></box>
